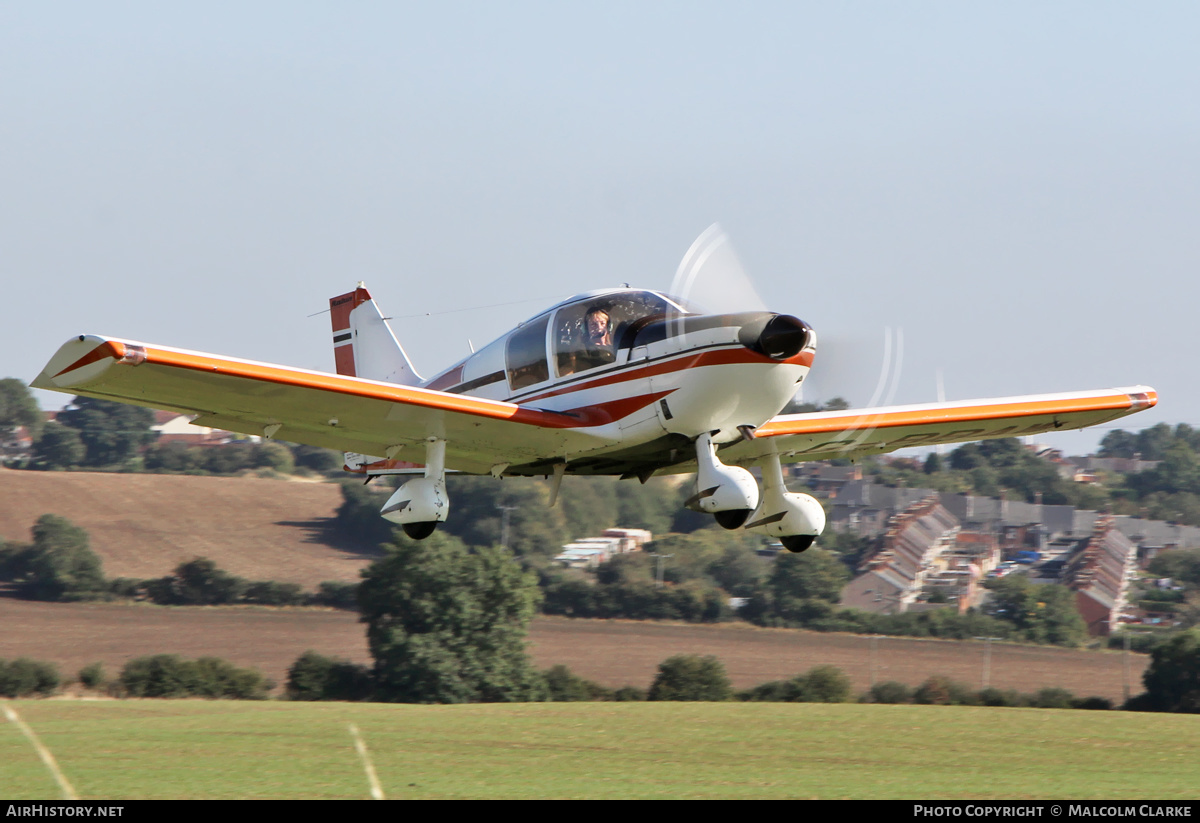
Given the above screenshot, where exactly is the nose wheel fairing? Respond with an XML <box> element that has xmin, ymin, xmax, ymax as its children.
<box><xmin>744</xmin><ymin>451</ymin><xmax>826</xmax><ymax>552</ymax></box>
<box><xmin>686</xmin><ymin>432</ymin><xmax>761</xmax><ymax>520</ymax></box>
<box><xmin>684</xmin><ymin>433</ymin><xmax>826</xmax><ymax>549</ymax></box>
<box><xmin>380</xmin><ymin>438</ymin><xmax>449</xmax><ymax>539</ymax></box>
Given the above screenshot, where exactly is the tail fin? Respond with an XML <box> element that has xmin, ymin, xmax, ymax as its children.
<box><xmin>329</xmin><ymin>283</ymin><xmax>422</xmax><ymax>386</ymax></box>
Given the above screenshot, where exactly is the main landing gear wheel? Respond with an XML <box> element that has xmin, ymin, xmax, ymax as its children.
<box><xmin>714</xmin><ymin>509</ymin><xmax>753</xmax><ymax>530</ymax></box>
<box><xmin>781</xmin><ymin>534</ymin><xmax>816</xmax><ymax>553</ymax></box>
<box><xmin>402</xmin><ymin>521</ymin><xmax>439</xmax><ymax>540</ymax></box>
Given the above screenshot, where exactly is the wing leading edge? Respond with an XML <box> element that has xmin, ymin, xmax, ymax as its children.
<box><xmin>719</xmin><ymin>387</ymin><xmax>1157</xmax><ymax>467</ymax></box>
<box><xmin>32</xmin><ymin>335</ymin><xmax>619</xmax><ymax>474</ymax></box>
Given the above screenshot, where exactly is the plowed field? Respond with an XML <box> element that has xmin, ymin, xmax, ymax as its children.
<box><xmin>0</xmin><ymin>468</ymin><xmax>372</xmax><ymax>586</ymax></box>
<box><xmin>0</xmin><ymin>599</ymin><xmax>1146</xmax><ymax>700</ymax></box>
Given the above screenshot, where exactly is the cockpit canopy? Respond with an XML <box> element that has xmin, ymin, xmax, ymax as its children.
<box><xmin>506</xmin><ymin>290</ymin><xmax>687</xmax><ymax>391</ymax></box>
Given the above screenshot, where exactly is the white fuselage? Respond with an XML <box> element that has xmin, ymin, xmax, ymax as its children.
<box><xmin>419</xmin><ymin>289</ymin><xmax>815</xmax><ymax>473</ymax></box>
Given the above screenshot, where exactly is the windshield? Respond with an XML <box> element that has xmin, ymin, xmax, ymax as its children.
<box><xmin>554</xmin><ymin>291</ymin><xmax>670</xmax><ymax>377</ymax></box>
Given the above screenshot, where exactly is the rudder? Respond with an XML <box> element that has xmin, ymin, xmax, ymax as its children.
<box><xmin>328</xmin><ymin>283</ymin><xmax>422</xmax><ymax>386</ymax></box>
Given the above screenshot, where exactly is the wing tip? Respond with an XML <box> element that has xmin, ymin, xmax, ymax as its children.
<box><xmin>1127</xmin><ymin>388</ymin><xmax>1157</xmax><ymax>411</ymax></box>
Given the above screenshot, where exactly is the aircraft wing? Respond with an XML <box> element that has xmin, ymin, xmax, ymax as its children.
<box><xmin>32</xmin><ymin>335</ymin><xmax>619</xmax><ymax>474</ymax></box>
<box><xmin>717</xmin><ymin>386</ymin><xmax>1158</xmax><ymax>467</ymax></box>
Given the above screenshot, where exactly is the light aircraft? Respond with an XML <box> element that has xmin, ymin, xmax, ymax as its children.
<box><xmin>33</xmin><ymin>229</ymin><xmax>1157</xmax><ymax>552</ymax></box>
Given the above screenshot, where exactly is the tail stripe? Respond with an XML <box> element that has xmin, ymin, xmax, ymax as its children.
<box><xmin>329</xmin><ymin>287</ymin><xmax>373</xmax><ymax>377</ymax></box>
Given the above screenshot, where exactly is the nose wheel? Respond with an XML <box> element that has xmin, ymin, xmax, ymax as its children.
<box><xmin>402</xmin><ymin>522</ymin><xmax>439</xmax><ymax>540</ymax></box>
<box><xmin>780</xmin><ymin>534</ymin><xmax>816</xmax><ymax>553</ymax></box>
<box><xmin>714</xmin><ymin>508</ymin><xmax>753</xmax><ymax>530</ymax></box>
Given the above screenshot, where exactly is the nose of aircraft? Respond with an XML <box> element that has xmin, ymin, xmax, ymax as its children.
<box><xmin>738</xmin><ymin>314</ymin><xmax>811</xmax><ymax>360</ymax></box>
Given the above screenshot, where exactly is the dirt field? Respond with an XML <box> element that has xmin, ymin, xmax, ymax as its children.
<box><xmin>0</xmin><ymin>468</ymin><xmax>372</xmax><ymax>586</ymax></box>
<box><xmin>0</xmin><ymin>599</ymin><xmax>1147</xmax><ymax>700</ymax></box>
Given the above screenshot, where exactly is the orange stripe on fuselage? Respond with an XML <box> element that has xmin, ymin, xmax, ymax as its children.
<box><xmin>756</xmin><ymin>391</ymin><xmax>1156</xmax><ymax>438</ymax></box>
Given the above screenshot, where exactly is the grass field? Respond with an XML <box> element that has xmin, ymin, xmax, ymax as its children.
<box><xmin>3</xmin><ymin>700</ymin><xmax>1198</xmax><ymax>799</ymax></box>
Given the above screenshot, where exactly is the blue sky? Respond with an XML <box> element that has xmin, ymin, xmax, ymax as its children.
<box><xmin>3</xmin><ymin>2</ymin><xmax>1196</xmax><ymax>454</ymax></box>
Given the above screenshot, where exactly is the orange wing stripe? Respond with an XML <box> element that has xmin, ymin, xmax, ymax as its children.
<box><xmin>64</xmin><ymin>342</ymin><xmax>670</xmax><ymax>431</ymax></box>
<box><xmin>135</xmin><ymin>345</ymin><xmax>589</xmax><ymax>428</ymax></box>
<box><xmin>757</xmin><ymin>391</ymin><xmax>1157</xmax><ymax>438</ymax></box>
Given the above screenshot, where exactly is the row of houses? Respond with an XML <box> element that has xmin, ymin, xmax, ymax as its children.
<box><xmin>837</xmin><ymin>492</ymin><xmax>1145</xmax><ymax>636</ymax></box>
<box><xmin>822</xmin><ymin>475</ymin><xmax>1200</xmax><ymax>559</ymax></box>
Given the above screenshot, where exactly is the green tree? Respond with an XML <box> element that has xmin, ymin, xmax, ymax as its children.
<box><xmin>558</xmin><ymin>477</ymin><xmax>619</xmax><ymax>539</ymax></box>
<box><xmin>56</xmin><ymin>396</ymin><xmax>156</xmax><ymax>467</ymax></box>
<box><xmin>923</xmin><ymin>452</ymin><xmax>942</xmax><ymax>474</ymax></box>
<box><xmin>1147</xmin><ymin>548</ymin><xmax>1200</xmax><ymax>589</ymax></box>
<box><xmin>1099</xmin><ymin>430</ymin><xmax>1138</xmax><ymax>459</ymax></box>
<box><xmin>335</xmin><ymin>481</ymin><xmax>399</xmax><ymax>548</ymax></box>
<box><xmin>289</xmin><ymin>444</ymin><xmax>344</xmax><ymax>475</ymax></box>
<box><xmin>253</xmin><ymin>442</ymin><xmax>295</xmax><ymax>474</ymax></box>
<box><xmin>913</xmin><ymin>675</ymin><xmax>978</xmax><ymax>706</ymax></box>
<box><xmin>739</xmin><ymin>665</ymin><xmax>852</xmax><ymax>703</ymax></box>
<box><xmin>358</xmin><ymin>532</ymin><xmax>545</xmax><ymax>703</ymax></box>
<box><xmin>142</xmin><ymin>441</ymin><xmax>204</xmax><ymax>473</ymax></box>
<box><xmin>983</xmin><ymin>576</ymin><xmax>1087</xmax><ymax>646</ymax></box>
<box><xmin>441</xmin><ymin>475</ymin><xmax>569</xmax><ymax>556</ymax></box>
<box><xmin>286</xmin><ymin>651</ymin><xmax>374</xmax><ymax>701</ymax></box>
<box><xmin>543</xmin><ymin>665</ymin><xmax>612</xmax><ymax>702</ymax></box>
<box><xmin>615</xmin><ymin>477</ymin><xmax>677</xmax><ymax>536</ymax></box>
<box><xmin>0</xmin><ymin>658</ymin><xmax>61</xmax><ymax>697</ymax></box>
<box><xmin>31</xmin><ymin>422</ymin><xmax>86</xmax><ymax>470</ymax></box>
<box><xmin>1137</xmin><ymin>628</ymin><xmax>1200</xmax><ymax>713</ymax></box>
<box><xmin>865</xmin><ymin>681</ymin><xmax>912</xmax><ymax>704</ymax></box>
<box><xmin>647</xmin><ymin>654</ymin><xmax>731</xmax><ymax>701</ymax></box>
<box><xmin>747</xmin><ymin>546</ymin><xmax>849</xmax><ymax>623</ymax></box>
<box><xmin>25</xmin><ymin>514</ymin><xmax>106</xmax><ymax>600</ymax></box>
<box><xmin>119</xmin><ymin>654</ymin><xmax>270</xmax><ymax>699</ymax></box>
<box><xmin>0</xmin><ymin>378</ymin><xmax>43</xmax><ymax>442</ymax></box>
<box><xmin>145</xmin><ymin>557</ymin><xmax>246</xmax><ymax>605</ymax></box>
<box><xmin>1132</xmin><ymin>443</ymin><xmax>1200</xmax><ymax>497</ymax></box>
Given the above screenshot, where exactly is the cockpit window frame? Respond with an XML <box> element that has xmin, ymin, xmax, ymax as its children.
<box><xmin>505</xmin><ymin>314</ymin><xmax>552</xmax><ymax>392</ymax></box>
<box><xmin>552</xmin><ymin>291</ymin><xmax>671</xmax><ymax>379</ymax></box>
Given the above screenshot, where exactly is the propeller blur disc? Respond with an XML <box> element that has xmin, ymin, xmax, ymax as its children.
<box><xmin>668</xmin><ymin>223</ymin><xmax>767</xmax><ymax>315</ymax></box>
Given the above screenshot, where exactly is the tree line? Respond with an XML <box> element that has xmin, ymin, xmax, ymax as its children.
<box><xmin>0</xmin><ymin>514</ymin><xmax>354</xmax><ymax>607</ymax></box>
<box><xmin>871</xmin><ymin>423</ymin><xmax>1200</xmax><ymax>527</ymax></box>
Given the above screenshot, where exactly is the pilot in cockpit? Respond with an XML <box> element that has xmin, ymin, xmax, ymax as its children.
<box><xmin>585</xmin><ymin>307</ymin><xmax>613</xmax><ymax>352</ymax></box>
<box><xmin>564</xmin><ymin>306</ymin><xmax>615</xmax><ymax>373</ymax></box>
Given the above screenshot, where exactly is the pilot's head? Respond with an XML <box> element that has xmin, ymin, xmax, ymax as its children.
<box><xmin>585</xmin><ymin>308</ymin><xmax>611</xmax><ymax>345</ymax></box>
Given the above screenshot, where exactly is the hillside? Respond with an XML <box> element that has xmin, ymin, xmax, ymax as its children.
<box><xmin>0</xmin><ymin>468</ymin><xmax>374</xmax><ymax>587</ymax></box>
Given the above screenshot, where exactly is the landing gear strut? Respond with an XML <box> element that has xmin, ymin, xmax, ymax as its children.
<box><xmin>686</xmin><ymin>432</ymin><xmax>760</xmax><ymax>530</ymax></box>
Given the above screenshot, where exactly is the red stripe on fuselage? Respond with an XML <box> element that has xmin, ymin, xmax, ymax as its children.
<box><xmin>513</xmin><ymin>346</ymin><xmax>813</xmax><ymax>405</ymax></box>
